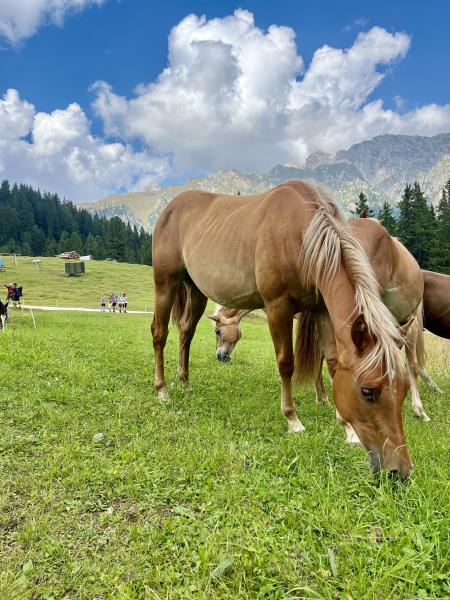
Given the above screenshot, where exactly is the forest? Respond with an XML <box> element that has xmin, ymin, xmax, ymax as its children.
<box><xmin>352</xmin><ymin>179</ymin><xmax>450</xmax><ymax>273</ymax></box>
<box><xmin>0</xmin><ymin>179</ymin><xmax>449</xmax><ymax>272</ymax></box>
<box><xmin>0</xmin><ymin>181</ymin><xmax>152</xmax><ymax>265</ymax></box>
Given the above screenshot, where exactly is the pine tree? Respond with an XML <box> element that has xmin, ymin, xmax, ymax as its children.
<box><xmin>21</xmin><ymin>231</ymin><xmax>33</xmax><ymax>256</ymax></box>
<box><xmin>397</xmin><ymin>182</ymin><xmax>436</xmax><ymax>268</ymax></box>
<box><xmin>69</xmin><ymin>231</ymin><xmax>83</xmax><ymax>253</ymax></box>
<box><xmin>429</xmin><ymin>180</ymin><xmax>450</xmax><ymax>273</ymax></box>
<box><xmin>377</xmin><ymin>201</ymin><xmax>397</xmax><ymax>236</ymax></box>
<box><xmin>84</xmin><ymin>233</ymin><xmax>96</xmax><ymax>256</ymax></box>
<box><xmin>94</xmin><ymin>235</ymin><xmax>105</xmax><ymax>260</ymax></box>
<box><xmin>106</xmin><ymin>217</ymin><xmax>127</xmax><ymax>261</ymax></box>
<box><xmin>0</xmin><ymin>180</ymin><xmax>10</xmax><ymax>203</ymax></box>
<box><xmin>30</xmin><ymin>226</ymin><xmax>46</xmax><ymax>255</ymax></box>
<box><xmin>351</xmin><ymin>192</ymin><xmax>375</xmax><ymax>217</ymax></box>
<box><xmin>58</xmin><ymin>231</ymin><xmax>70</xmax><ymax>253</ymax></box>
<box><xmin>45</xmin><ymin>238</ymin><xmax>58</xmax><ymax>256</ymax></box>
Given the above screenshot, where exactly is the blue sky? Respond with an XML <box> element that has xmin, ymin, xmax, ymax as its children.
<box><xmin>1</xmin><ymin>0</ymin><xmax>449</xmax><ymax>201</ymax></box>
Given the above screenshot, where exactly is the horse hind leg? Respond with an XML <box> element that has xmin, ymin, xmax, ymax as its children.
<box><xmin>405</xmin><ymin>319</ymin><xmax>430</xmax><ymax>422</ymax></box>
<box><xmin>266</xmin><ymin>299</ymin><xmax>305</xmax><ymax>433</ymax></box>
<box><xmin>151</xmin><ymin>276</ymin><xmax>182</xmax><ymax>402</ymax></box>
<box><xmin>176</xmin><ymin>283</ymin><xmax>207</xmax><ymax>385</ymax></box>
<box><xmin>314</xmin><ymin>356</ymin><xmax>329</xmax><ymax>404</ymax></box>
<box><xmin>418</xmin><ymin>367</ymin><xmax>444</xmax><ymax>395</ymax></box>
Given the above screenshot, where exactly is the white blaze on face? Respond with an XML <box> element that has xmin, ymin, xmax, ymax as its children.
<box><xmin>213</xmin><ymin>304</ymin><xmax>223</xmax><ymax>316</ymax></box>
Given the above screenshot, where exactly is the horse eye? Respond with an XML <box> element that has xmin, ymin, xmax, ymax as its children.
<box><xmin>215</xmin><ymin>329</ymin><xmax>221</xmax><ymax>337</ymax></box>
<box><xmin>361</xmin><ymin>387</ymin><xmax>379</xmax><ymax>402</ymax></box>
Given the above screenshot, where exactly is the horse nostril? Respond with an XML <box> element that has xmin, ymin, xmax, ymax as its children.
<box><xmin>387</xmin><ymin>468</ymin><xmax>411</xmax><ymax>482</ymax></box>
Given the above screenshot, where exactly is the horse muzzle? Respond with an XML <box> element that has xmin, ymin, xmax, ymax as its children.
<box><xmin>369</xmin><ymin>448</ymin><xmax>413</xmax><ymax>481</ymax></box>
<box><xmin>216</xmin><ymin>350</ymin><xmax>231</xmax><ymax>363</ymax></box>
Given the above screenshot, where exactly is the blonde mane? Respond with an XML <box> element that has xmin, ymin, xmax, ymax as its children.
<box><xmin>298</xmin><ymin>185</ymin><xmax>404</xmax><ymax>382</ymax></box>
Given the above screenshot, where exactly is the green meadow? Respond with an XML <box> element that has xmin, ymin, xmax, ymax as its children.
<box><xmin>0</xmin><ymin>260</ymin><xmax>449</xmax><ymax>599</ymax></box>
<box><xmin>0</xmin><ymin>256</ymin><xmax>154</xmax><ymax>311</ymax></box>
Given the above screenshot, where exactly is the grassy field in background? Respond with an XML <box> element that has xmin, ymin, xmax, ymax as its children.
<box><xmin>0</xmin><ymin>256</ymin><xmax>155</xmax><ymax>311</ymax></box>
<box><xmin>0</xmin><ymin>305</ymin><xmax>449</xmax><ymax>599</ymax></box>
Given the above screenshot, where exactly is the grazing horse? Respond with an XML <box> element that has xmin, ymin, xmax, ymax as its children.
<box><xmin>212</xmin><ymin>220</ymin><xmax>434</xmax><ymax>420</ymax></box>
<box><xmin>151</xmin><ymin>181</ymin><xmax>411</xmax><ymax>478</ymax></box>
<box><xmin>0</xmin><ymin>300</ymin><xmax>8</xmax><ymax>330</ymax></box>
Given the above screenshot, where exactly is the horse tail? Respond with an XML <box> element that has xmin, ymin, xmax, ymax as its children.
<box><xmin>293</xmin><ymin>311</ymin><xmax>323</xmax><ymax>384</ymax></box>
<box><xmin>415</xmin><ymin>301</ymin><xmax>426</xmax><ymax>368</ymax></box>
<box><xmin>171</xmin><ymin>282</ymin><xmax>190</xmax><ymax>328</ymax></box>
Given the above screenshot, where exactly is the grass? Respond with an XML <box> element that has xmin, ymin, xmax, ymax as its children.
<box><xmin>0</xmin><ymin>256</ymin><xmax>154</xmax><ymax>311</ymax></box>
<box><xmin>0</xmin><ymin>305</ymin><xmax>449</xmax><ymax>599</ymax></box>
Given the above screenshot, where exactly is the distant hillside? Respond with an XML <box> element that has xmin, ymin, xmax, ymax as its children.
<box><xmin>82</xmin><ymin>133</ymin><xmax>450</xmax><ymax>232</ymax></box>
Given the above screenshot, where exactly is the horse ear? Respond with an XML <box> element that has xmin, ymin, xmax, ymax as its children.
<box><xmin>351</xmin><ymin>314</ymin><xmax>373</xmax><ymax>351</ymax></box>
<box><xmin>207</xmin><ymin>315</ymin><xmax>220</xmax><ymax>322</ymax></box>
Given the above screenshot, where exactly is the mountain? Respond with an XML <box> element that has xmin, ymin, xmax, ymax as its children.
<box><xmin>82</xmin><ymin>133</ymin><xmax>450</xmax><ymax>232</ymax></box>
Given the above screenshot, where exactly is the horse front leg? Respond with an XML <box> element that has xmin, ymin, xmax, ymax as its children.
<box><xmin>266</xmin><ymin>299</ymin><xmax>305</xmax><ymax>433</ymax></box>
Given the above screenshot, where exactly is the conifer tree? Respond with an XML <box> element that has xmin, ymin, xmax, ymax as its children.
<box><xmin>429</xmin><ymin>180</ymin><xmax>450</xmax><ymax>273</ymax></box>
<box><xmin>351</xmin><ymin>192</ymin><xmax>374</xmax><ymax>217</ymax></box>
<box><xmin>377</xmin><ymin>201</ymin><xmax>397</xmax><ymax>236</ymax></box>
<box><xmin>46</xmin><ymin>238</ymin><xmax>58</xmax><ymax>256</ymax></box>
<box><xmin>69</xmin><ymin>231</ymin><xmax>83</xmax><ymax>253</ymax></box>
<box><xmin>397</xmin><ymin>182</ymin><xmax>436</xmax><ymax>268</ymax></box>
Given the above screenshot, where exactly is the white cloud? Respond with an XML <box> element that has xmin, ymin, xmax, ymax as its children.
<box><xmin>0</xmin><ymin>0</ymin><xmax>107</xmax><ymax>45</ymax></box>
<box><xmin>342</xmin><ymin>17</ymin><xmax>369</xmax><ymax>33</ymax></box>
<box><xmin>2</xmin><ymin>10</ymin><xmax>450</xmax><ymax>202</ymax></box>
<box><xmin>92</xmin><ymin>11</ymin><xmax>450</xmax><ymax>176</ymax></box>
<box><xmin>0</xmin><ymin>89</ymin><xmax>168</xmax><ymax>201</ymax></box>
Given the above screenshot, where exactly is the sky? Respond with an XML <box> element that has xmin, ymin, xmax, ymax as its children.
<box><xmin>1</xmin><ymin>0</ymin><xmax>450</xmax><ymax>202</ymax></box>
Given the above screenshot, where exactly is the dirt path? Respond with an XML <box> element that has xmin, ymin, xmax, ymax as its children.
<box><xmin>19</xmin><ymin>305</ymin><xmax>153</xmax><ymax>315</ymax></box>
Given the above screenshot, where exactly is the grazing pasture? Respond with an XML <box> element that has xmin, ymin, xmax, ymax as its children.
<box><xmin>0</xmin><ymin>297</ymin><xmax>448</xmax><ymax>598</ymax></box>
<box><xmin>0</xmin><ymin>256</ymin><xmax>154</xmax><ymax>310</ymax></box>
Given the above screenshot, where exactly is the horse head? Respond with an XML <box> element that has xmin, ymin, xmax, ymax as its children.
<box><xmin>208</xmin><ymin>311</ymin><xmax>242</xmax><ymax>362</ymax></box>
<box><xmin>332</xmin><ymin>313</ymin><xmax>414</xmax><ymax>480</ymax></box>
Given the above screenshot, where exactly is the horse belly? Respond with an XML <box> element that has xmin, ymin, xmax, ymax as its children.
<box><xmin>185</xmin><ymin>258</ymin><xmax>263</xmax><ymax>309</ymax></box>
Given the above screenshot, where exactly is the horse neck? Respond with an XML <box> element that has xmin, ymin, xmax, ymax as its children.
<box><xmin>219</xmin><ymin>307</ymin><xmax>251</xmax><ymax>323</ymax></box>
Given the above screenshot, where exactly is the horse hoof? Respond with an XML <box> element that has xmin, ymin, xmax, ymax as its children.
<box><xmin>288</xmin><ymin>420</ymin><xmax>306</xmax><ymax>433</ymax></box>
<box><xmin>315</xmin><ymin>397</ymin><xmax>330</xmax><ymax>405</ymax></box>
<box><xmin>157</xmin><ymin>388</ymin><xmax>171</xmax><ymax>403</ymax></box>
<box><xmin>413</xmin><ymin>410</ymin><xmax>430</xmax><ymax>422</ymax></box>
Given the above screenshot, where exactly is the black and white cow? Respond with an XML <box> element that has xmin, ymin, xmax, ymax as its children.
<box><xmin>0</xmin><ymin>300</ymin><xmax>8</xmax><ymax>329</ymax></box>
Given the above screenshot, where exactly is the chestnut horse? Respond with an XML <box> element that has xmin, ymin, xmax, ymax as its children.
<box><xmin>212</xmin><ymin>221</ymin><xmax>435</xmax><ymax>420</ymax></box>
<box><xmin>151</xmin><ymin>181</ymin><xmax>411</xmax><ymax>478</ymax></box>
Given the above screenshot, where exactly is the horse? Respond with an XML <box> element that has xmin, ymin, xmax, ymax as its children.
<box><xmin>151</xmin><ymin>181</ymin><xmax>412</xmax><ymax>478</ymax></box>
<box><xmin>0</xmin><ymin>299</ymin><xmax>8</xmax><ymax>330</ymax></box>
<box><xmin>211</xmin><ymin>221</ymin><xmax>436</xmax><ymax>421</ymax></box>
